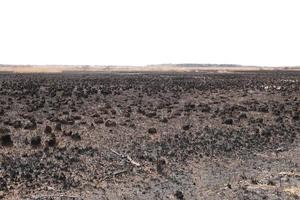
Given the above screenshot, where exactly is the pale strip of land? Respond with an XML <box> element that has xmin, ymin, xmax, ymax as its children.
<box><xmin>0</xmin><ymin>64</ymin><xmax>300</xmax><ymax>73</ymax></box>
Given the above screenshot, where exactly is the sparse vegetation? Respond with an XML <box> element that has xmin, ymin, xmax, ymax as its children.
<box><xmin>0</xmin><ymin>71</ymin><xmax>299</xmax><ymax>199</ymax></box>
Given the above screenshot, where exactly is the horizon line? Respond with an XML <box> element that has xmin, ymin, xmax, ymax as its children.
<box><xmin>1</xmin><ymin>63</ymin><xmax>300</xmax><ymax>68</ymax></box>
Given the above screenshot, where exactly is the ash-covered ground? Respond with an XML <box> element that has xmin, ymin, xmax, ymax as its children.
<box><xmin>0</xmin><ymin>71</ymin><xmax>300</xmax><ymax>199</ymax></box>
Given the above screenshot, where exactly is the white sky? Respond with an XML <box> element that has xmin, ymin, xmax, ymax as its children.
<box><xmin>0</xmin><ymin>0</ymin><xmax>300</xmax><ymax>66</ymax></box>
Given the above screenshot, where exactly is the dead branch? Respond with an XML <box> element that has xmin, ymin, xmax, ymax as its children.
<box><xmin>110</xmin><ymin>149</ymin><xmax>141</xmax><ymax>167</ymax></box>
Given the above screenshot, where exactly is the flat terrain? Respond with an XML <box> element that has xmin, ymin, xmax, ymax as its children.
<box><xmin>0</xmin><ymin>71</ymin><xmax>300</xmax><ymax>199</ymax></box>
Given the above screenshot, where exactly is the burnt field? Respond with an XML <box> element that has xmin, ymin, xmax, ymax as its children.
<box><xmin>0</xmin><ymin>71</ymin><xmax>300</xmax><ymax>199</ymax></box>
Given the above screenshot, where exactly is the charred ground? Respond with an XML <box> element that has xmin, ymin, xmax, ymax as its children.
<box><xmin>0</xmin><ymin>71</ymin><xmax>300</xmax><ymax>199</ymax></box>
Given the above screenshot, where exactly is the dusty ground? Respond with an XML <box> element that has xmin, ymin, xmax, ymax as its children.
<box><xmin>0</xmin><ymin>71</ymin><xmax>299</xmax><ymax>199</ymax></box>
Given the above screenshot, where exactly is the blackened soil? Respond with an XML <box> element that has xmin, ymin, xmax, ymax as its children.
<box><xmin>0</xmin><ymin>71</ymin><xmax>300</xmax><ymax>199</ymax></box>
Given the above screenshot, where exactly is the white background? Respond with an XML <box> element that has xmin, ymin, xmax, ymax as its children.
<box><xmin>0</xmin><ymin>0</ymin><xmax>299</xmax><ymax>66</ymax></box>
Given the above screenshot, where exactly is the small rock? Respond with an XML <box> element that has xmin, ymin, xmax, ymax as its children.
<box><xmin>258</xmin><ymin>105</ymin><xmax>269</xmax><ymax>113</ymax></box>
<box><xmin>24</xmin><ymin>121</ymin><xmax>37</xmax><ymax>130</ymax></box>
<box><xmin>105</xmin><ymin>120</ymin><xmax>116</xmax><ymax>127</ymax></box>
<box><xmin>251</xmin><ymin>178</ymin><xmax>258</xmax><ymax>185</ymax></box>
<box><xmin>182</xmin><ymin>124</ymin><xmax>191</xmax><ymax>131</ymax></box>
<box><xmin>55</xmin><ymin>123</ymin><xmax>62</xmax><ymax>131</ymax></box>
<box><xmin>255</xmin><ymin>118</ymin><xmax>264</xmax><ymax>124</ymax></box>
<box><xmin>12</xmin><ymin>120</ymin><xmax>22</xmax><ymax>129</ymax></box>
<box><xmin>0</xmin><ymin>127</ymin><xmax>10</xmax><ymax>134</ymax></box>
<box><xmin>261</xmin><ymin>128</ymin><xmax>272</xmax><ymax>137</ymax></box>
<box><xmin>145</xmin><ymin>112</ymin><xmax>156</xmax><ymax>118</ymax></box>
<box><xmin>3</xmin><ymin>119</ymin><xmax>11</xmax><ymax>126</ymax></box>
<box><xmin>46</xmin><ymin>135</ymin><xmax>56</xmax><ymax>147</ymax></box>
<box><xmin>275</xmin><ymin>116</ymin><xmax>283</xmax><ymax>122</ymax></box>
<box><xmin>292</xmin><ymin>112</ymin><xmax>299</xmax><ymax>121</ymax></box>
<box><xmin>223</xmin><ymin>118</ymin><xmax>233</xmax><ymax>125</ymax></box>
<box><xmin>0</xmin><ymin>134</ymin><xmax>13</xmax><ymax>146</ymax></box>
<box><xmin>157</xmin><ymin>157</ymin><xmax>167</xmax><ymax>174</ymax></box>
<box><xmin>175</xmin><ymin>190</ymin><xmax>184</xmax><ymax>200</ymax></box>
<box><xmin>129</xmin><ymin>123</ymin><xmax>136</xmax><ymax>128</ymax></box>
<box><xmin>44</xmin><ymin>125</ymin><xmax>52</xmax><ymax>134</ymax></box>
<box><xmin>94</xmin><ymin>118</ymin><xmax>104</xmax><ymax>124</ymax></box>
<box><xmin>267</xmin><ymin>179</ymin><xmax>276</xmax><ymax>185</ymax></box>
<box><xmin>72</xmin><ymin>115</ymin><xmax>82</xmax><ymax>120</ymax></box>
<box><xmin>110</xmin><ymin>109</ymin><xmax>117</xmax><ymax>115</ymax></box>
<box><xmin>63</xmin><ymin>131</ymin><xmax>72</xmax><ymax>137</ymax></box>
<box><xmin>227</xmin><ymin>183</ymin><xmax>232</xmax><ymax>189</ymax></box>
<box><xmin>91</xmin><ymin>113</ymin><xmax>100</xmax><ymax>118</ymax></box>
<box><xmin>0</xmin><ymin>177</ymin><xmax>7</xmax><ymax>190</ymax></box>
<box><xmin>201</xmin><ymin>106</ymin><xmax>211</xmax><ymax>113</ymax></box>
<box><xmin>71</xmin><ymin>132</ymin><xmax>81</xmax><ymax>141</ymax></box>
<box><xmin>239</xmin><ymin>113</ymin><xmax>247</xmax><ymax>119</ymax></box>
<box><xmin>31</xmin><ymin>136</ymin><xmax>41</xmax><ymax>147</ymax></box>
<box><xmin>280</xmin><ymin>176</ymin><xmax>289</xmax><ymax>183</ymax></box>
<box><xmin>160</xmin><ymin>117</ymin><xmax>168</xmax><ymax>123</ymax></box>
<box><xmin>0</xmin><ymin>191</ymin><xmax>5</xmax><ymax>199</ymax></box>
<box><xmin>124</xmin><ymin>112</ymin><xmax>131</xmax><ymax>118</ymax></box>
<box><xmin>63</xmin><ymin>111</ymin><xmax>69</xmax><ymax>115</ymax></box>
<box><xmin>148</xmin><ymin>128</ymin><xmax>157</xmax><ymax>134</ymax></box>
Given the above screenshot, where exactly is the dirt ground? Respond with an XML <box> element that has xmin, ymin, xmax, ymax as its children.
<box><xmin>0</xmin><ymin>71</ymin><xmax>299</xmax><ymax>199</ymax></box>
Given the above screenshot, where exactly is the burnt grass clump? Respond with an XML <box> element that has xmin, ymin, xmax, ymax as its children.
<box><xmin>0</xmin><ymin>71</ymin><xmax>299</xmax><ymax>199</ymax></box>
<box><xmin>158</xmin><ymin>124</ymin><xmax>296</xmax><ymax>160</ymax></box>
<box><xmin>0</xmin><ymin>147</ymin><xmax>100</xmax><ymax>191</ymax></box>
